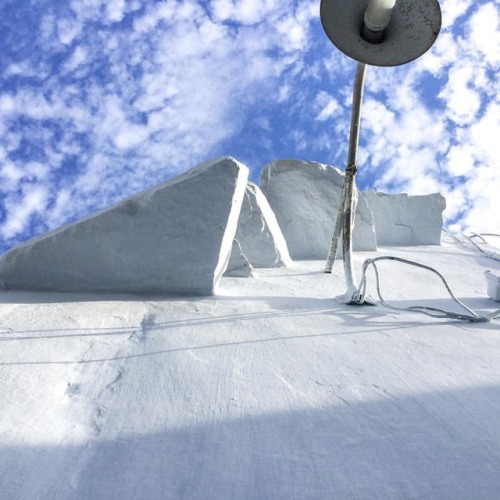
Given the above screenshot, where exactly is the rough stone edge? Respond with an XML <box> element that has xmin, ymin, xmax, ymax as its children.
<box><xmin>212</xmin><ymin>158</ymin><xmax>250</xmax><ymax>291</ymax></box>
<box><xmin>247</xmin><ymin>182</ymin><xmax>292</xmax><ymax>267</ymax></box>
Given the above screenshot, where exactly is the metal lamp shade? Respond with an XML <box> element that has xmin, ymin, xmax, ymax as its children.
<box><xmin>320</xmin><ymin>0</ymin><xmax>442</xmax><ymax>67</ymax></box>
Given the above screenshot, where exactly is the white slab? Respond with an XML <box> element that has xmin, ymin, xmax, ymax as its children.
<box><xmin>260</xmin><ymin>159</ymin><xmax>377</xmax><ymax>260</ymax></box>
<box><xmin>235</xmin><ymin>182</ymin><xmax>292</xmax><ymax>268</ymax></box>
<box><xmin>485</xmin><ymin>271</ymin><xmax>500</xmax><ymax>302</ymax></box>
<box><xmin>363</xmin><ymin>190</ymin><xmax>446</xmax><ymax>246</ymax></box>
<box><xmin>0</xmin><ymin>157</ymin><xmax>249</xmax><ymax>295</ymax></box>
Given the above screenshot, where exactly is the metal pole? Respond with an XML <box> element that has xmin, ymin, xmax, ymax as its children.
<box><xmin>325</xmin><ymin>61</ymin><xmax>367</xmax><ymax>302</ymax></box>
<box><xmin>346</xmin><ymin>62</ymin><xmax>367</xmax><ymax>173</ymax></box>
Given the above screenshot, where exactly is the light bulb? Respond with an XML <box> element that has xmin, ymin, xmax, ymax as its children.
<box><xmin>364</xmin><ymin>0</ymin><xmax>397</xmax><ymax>32</ymax></box>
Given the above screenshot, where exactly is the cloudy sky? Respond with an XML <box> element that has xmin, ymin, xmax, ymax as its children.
<box><xmin>0</xmin><ymin>0</ymin><xmax>498</xmax><ymax>254</ymax></box>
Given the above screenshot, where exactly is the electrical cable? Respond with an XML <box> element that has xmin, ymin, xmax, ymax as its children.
<box><xmin>351</xmin><ymin>255</ymin><xmax>500</xmax><ymax>322</ymax></box>
<box><xmin>442</xmin><ymin>229</ymin><xmax>500</xmax><ymax>262</ymax></box>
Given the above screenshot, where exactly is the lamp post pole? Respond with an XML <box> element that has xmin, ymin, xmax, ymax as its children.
<box><xmin>320</xmin><ymin>0</ymin><xmax>442</xmax><ymax>303</ymax></box>
<box><xmin>325</xmin><ymin>62</ymin><xmax>366</xmax><ymax>300</ymax></box>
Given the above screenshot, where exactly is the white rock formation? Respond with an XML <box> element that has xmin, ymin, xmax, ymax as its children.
<box><xmin>224</xmin><ymin>240</ymin><xmax>254</xmax><ymax>278</ymax></box>
<box><xmin>485</xmin><ymin>271</ymin><xmax>500</xmax><ymax>302</ymax></box>
<box><xmin>0</xmin><ymin>157</ymin><xmax>249</xmax><ymax>295</ymax></box>
<box><xmin>235</xmin><ymin>182</ymin><xmax>292</xmax><ymax>268</ymax></box>
<box><xmin>363</xmin><ymin>190</ymin><xmax>446</xmax><ymax>246</ymax></box>
<box><xmin>260</xmin><ymin>159</ymin><xmax>377</xmax><ymax>260</ymax></box>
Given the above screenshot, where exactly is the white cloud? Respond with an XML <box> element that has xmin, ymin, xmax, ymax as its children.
<box><xmin>277</xmin><ymin>84</ymin><xmax>291</xmax><ymax>102</ymax></box>
<box><xmin>1</xmin><ymin>185</ymin><xmax>49</xmax><ymax>239</ymax></box>
<box><xmin>114</xmin><ymin>125</ymin><xmax>151</xmax><ymax>150</ymax></box>
<box><xmin>461</xmin><ymin>162</ymin><xmax>500</xmax><ymax>232</ymax></box>
<box><xmin>468</xmin><ymin>99</ymin><xmax>500</xmax><ymax>164</ymax></box>
<box><xmin>5</xmin><ymin>61</ymin><xmax>38</xmax><ymax>78</ymax></box>
<box><xmin>276</xmin><ymin>15</ymin><xmax>308</xmax><ymax>51</ymax></box>
<box><xmin>468</xmin><ymin>2</ymin><xmax>500</xmax><ymax>63</ymax></box>
<box><xmin>1</xmin><ymin>162</ymin><xmax>24</xmax><ymax>188</ymax></box>
<box><xmin>211</xmin><ymin>0</ymin><xmax>279</xmax><ymax>25</ymax></box>
<box><xmin>46</xmin><ymin>189</ymin><xmax>73</xmax><ymax>228</ymax></box>
<box><xmin>438</xmin><ymin>64</ymin><xmax>482</xmax><ymax>125</ymax></box>
<box><xmin>440</xmin><ymin>0</ymin><xmax>474</xmax><ymax>29</ymax></box>
<box><xmin>64</xmin><ymin>46</ymin><xmax>88</xmax><ymax>72</ymax></box>
<box><xmin>106</xmin><ymin>0</ymin><xmax>126</xmax><ymax>23</ymax></box>
<box><xmin>314</xmin><ymin>91</ymin><xmax>341</xmax><ymax>122</ymax></box>
<box><xmin>0</xmin><ymin>94</ymin><xmax>16</xmax><ymax>113</ymax></box>
<box><xmin>446</xmin><ymin>145</ymin><xmax>475</xmax><ymax>176</ymax></box>
<box><xmin>57</xmin><ymin>17</ymin><xmax>83</xmax><ymax>45</ymax></box>
<box><xmin>132</xmin><ymin>3</ymin><xmax>176</xmax><ymax>34</ymax></box>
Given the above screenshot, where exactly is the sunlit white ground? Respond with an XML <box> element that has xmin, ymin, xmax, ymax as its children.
<box><xmin>1</xmin><ymin>235</ymin><xmax>499</xmax><ymax>499</ymax></box>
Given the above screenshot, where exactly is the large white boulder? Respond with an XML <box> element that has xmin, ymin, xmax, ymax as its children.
<box><xmin>260</xmin><ymin>159</ymin><xmax>377</xmax><ymax>260</ymax></box>
<box><xmin>363</xmin><ymin>190</ymin><xmax>446</xmax><ymax>246</ymax></box>
<box><xmin>235</xmin><ymin>182</ymin><xmax>292</xmax><ymax>268</ymax></box>
<box><xmin>0</xmin><ymin>157</ymin><xmax>249</xmax><ymax>295</ymax></box>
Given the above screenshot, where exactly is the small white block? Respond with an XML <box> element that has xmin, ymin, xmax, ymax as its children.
<box><xmin>485</xmin><ymin>271</ymin><xmax>500</xmax><ymax>302</ymax></box>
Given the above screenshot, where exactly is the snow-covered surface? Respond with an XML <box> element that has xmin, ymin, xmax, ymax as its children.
<box><xmin>0</xmin><ymin>157</ymin><xmax>248</xmax><ymax>295</ymax></box>
<box><xmin>1</xmin><ymin>236</ymin><xmax>499</xmax><ymax>500</ymax></box>
<box><xmin>235</xmin><ymin>182</ymin><xmax>292</xmax><ymax>268</ymax></box>
<box><xmin>261</xmin><ymin>160</ymin><xmax>377</xmax><ymax>259</ymax></box>
<box><xmin>364</xmin><ymin>190</ymin><xmax>446</xmax><ymax>246</ymax></box>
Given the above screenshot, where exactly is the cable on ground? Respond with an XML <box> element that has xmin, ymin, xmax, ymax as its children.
<box><xmin>442</xmin><ymin>229</ymin><xmax>500</xmax><ymax>262</ymax></box>
<box><xmin>351</xmin><ymin>255</ymin><xmax>500</xmax><ymax>322</ymax></box>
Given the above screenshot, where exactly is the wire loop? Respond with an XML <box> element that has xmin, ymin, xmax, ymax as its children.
<box><xmin>353</xmin><ymin>255</ymin><xmax>499</xmax><ymax>322</ymax></box>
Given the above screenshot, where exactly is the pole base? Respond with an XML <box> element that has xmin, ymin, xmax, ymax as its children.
<box><xmin>335</xmin><ymin>292</ymin><xmax>377</xmax><ymax>305</ymax></box>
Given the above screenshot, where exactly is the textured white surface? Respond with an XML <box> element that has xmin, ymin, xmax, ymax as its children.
<box><xmin>364</xmin><ymin>190</ymin><xmax>446</xmax><ymax>246</ymax></box>
<box><xmin>260</xmin><ymin>160</ymin><xmax>377</xmax><ymax>260</ymax></box>
<box><xmin>485</xmin><ymin>270</ymin><xmax>500</xmax><ymax>302</ymax></box>
<box><xmin>224</xmin><ymin>240</ymin><xmax>254</xmax><ymax>278</ymax></box>
<box><xmin>235</xmin><ymin>182</ymin><xmax>292</xmax><ymax>268</ymax></box>
<box><xmin>0</xmin><ymin>238</ymin><xmax>499</xmax><ymax>499</ymax></box>
<box><xmin>0</xmin><ymin>157</ymin><xmax>249</xmax><ymax>295</ymax></box>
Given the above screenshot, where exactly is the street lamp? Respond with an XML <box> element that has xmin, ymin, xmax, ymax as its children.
<box><xmin>320</xmin><ymin>0</ymin><xmax>442</xmax><ymax>303</ymax></box>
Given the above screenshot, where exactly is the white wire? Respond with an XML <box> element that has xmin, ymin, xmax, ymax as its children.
<box><xmin>443</xmin><ymin>228</ymin><xmax>500</xmax><ymax>262</ymax></box>
<box><xmin>352</xmin><ymin>255</ymin><xmax>500</xmax><ymax>322</ymax></box>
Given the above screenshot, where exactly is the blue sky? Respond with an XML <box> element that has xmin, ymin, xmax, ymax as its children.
<box><xmin>0</xmin><ymin>0</ymin><xmax>498</xmax><ymax>254</ymax></box>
